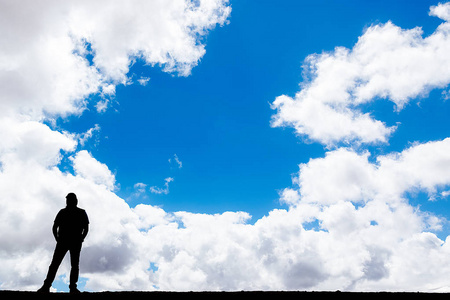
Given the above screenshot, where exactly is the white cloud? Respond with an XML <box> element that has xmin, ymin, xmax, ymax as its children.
<box><xmin>0</xmin><ymin>0</ymin><xmax>101</xmax><ymax>119</ymax></box>
<box><xmin>150</xmin><ymin>177</ymin><xmax>174</xmax><ymax>195</ymax></box>
<box><xmin>1</xmin><ymin>137</ymin><xmax>450</xmax><ymax>291</ymax></box>
<box><xmin>169</xmin><ymin>154</ymin><xmax>183</xmax><ymax>169</ymax></box>
<box><xmin>95</xmin><ymin>99</ymin><xmax>110</xmax><ymax>113</ymax></box>
<box><xmin>0</xmin><ymin>117</ymin><xmax>77</xmax><ymax>169</ymax></box>
<box><xmin>70</xmin><ymin>150</ymin><xmax>116</xmax><ymax>191</ymax></box>
<box><xmin>137</xmin><ymin>77</ymin><xmax>150</xmax><ymax>86</ymax></box>
<box><xmin>134</xmin><ymin>182</ymin><xmax>147</xmax><ymax>193</ymax></box>
<box><xmin>68</xmin><ymin>0</ymin><xmax>231</xmax><ymax>82</ymax></box>
<box><xmin>273</xmin><ymin>139</ymin><xmax>450</xmax><ymax>290</ymax></box>
<box><xmin>0</xmin><ymin>0</ymin><xmax>231</xmax><ymax>119</ymax></box>
<box><xmin>430</xmin><ymin>2</ymin><xmax>450</xmax><ymax>22</ymax></box>
<box><xmin>78</xmin><ymin>124</ymin><xmax>101</xmax><ymax>147</ymax></box>
<box><xmin>271</xmin><ymin>3</ymin><xmax>450</xmax><ymax>146</ymax></box>
<box><xmin>287</xmin><ymin>138</ymin><xmax>450</xmax><ymax>209</ymax></box>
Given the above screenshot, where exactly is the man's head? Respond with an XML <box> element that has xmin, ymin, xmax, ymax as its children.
<box><xmin>66</xmin><ymin>193</ymin><xmax>78</xmax><ymax>207</ymax></box>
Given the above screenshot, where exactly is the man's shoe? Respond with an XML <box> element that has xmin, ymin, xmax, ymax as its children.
<box><xmin>37</xmin><ymin>285</ymin><xmax>50</xmax><ymax>294</ymax></box>
<box><xmin>70</xmin><ymin>287</ymin><xmax>81</xmax><ymax>294</ymax></box>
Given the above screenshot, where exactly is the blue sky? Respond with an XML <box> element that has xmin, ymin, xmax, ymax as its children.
<box><xmin>3</xmin><ymin>0</ymin><xmax>450</xmax><ymax>291</ymax></box>
<box><xmin>57</xmin><ymin>0</ymin><xmax>449</xmax><ymax>224</ymax></box>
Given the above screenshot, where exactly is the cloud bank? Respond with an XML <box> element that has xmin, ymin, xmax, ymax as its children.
<box><xmin>1</xmin><ymin>0</ymin><xmax>450</xmax><ymax>293</ymax></box>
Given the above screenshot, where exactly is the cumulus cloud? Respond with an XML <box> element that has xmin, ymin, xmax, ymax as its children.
<box><xmin>3</xmin><ymin>135</ymin><xmax>450</xmax><ymax>292</ymax></box>
<box><xmin>2</xmin><ymin>135</ymin><xmax>450</xmax><ymax>291</ymax></box>
<box><xmin>0</xmin><ymin>0</ymin><xmax>231</xmax><ymax>118</ymax></box>
<box><xmin>71</xmin><ymin>150</ymin><xmax>116</xmax><ymax>191</ymax></box>
<box><xmin>0</xmin><ymin>1</ymin><xmax>100</xmax><ymax>118</ymax></box>
<box><xmin>430</xmin><ymin>2</ymin><xmax>450</xmax><ymax>21</ymax></box>
<box><xmin>67</xmin><ymin>0</ymin><xmax>231</xmax><ymax>82</ymax></box>
<box><xmin>281</xmin><ymin>138</ymin><xmax>450</xmax><ymax>208</ymax></box>
<box><xmin>274</xmin><ymin>141</ymin><xmax>450</xmax><ymax>291</ymax></box>
<box><xmin>271</xmin><ymin>2</ymin><xmax>450</xmax><ymax>146</ymax></box>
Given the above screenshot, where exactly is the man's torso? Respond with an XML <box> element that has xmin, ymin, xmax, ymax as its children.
<box><xmin>55</xmin><ymin>207</ymin><xmax>89</xmax><ymax>242</ymax></box>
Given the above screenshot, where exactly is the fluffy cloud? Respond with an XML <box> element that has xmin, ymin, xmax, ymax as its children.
<box><xmin>3</xmin><ymin>136</ymin><xmax>450</xmax><ymax>291</ymax></box>
<box><xmin>274</xmin><ymin>140</ymin><xmax>450</xmax><ymax>291</ymax></box>
<box><xmin>282</xmin><ymin>138</ymin><xmax>450</xmax><ymax>207</ymax></box>
<box><xmin>0</xmin><ymin>118</ymin><xmax>77</xmax><ymax>168</ymax></box>
<box><xmin>0</xmin><ymin>0</ymin><xmax>100</xmax><ymax>118</ymax></box>
<box><xmin>71</xmin><ymin>150</ymin><xmax>116</xmax><ymax>191</ymax></box>
<box><xmin>0</xmin><ymin>0</ymin><xmax>231</xmax><ymax>118</ymax></box>
<box><xmin>68</xmin><ymin>0</ymin><xmax>231</xmax><ymax>82</ymax></box>
<box><xmin>271</xmin><ymin>2</ymin><xmax>450</xmax><ymax>146</ymax></box>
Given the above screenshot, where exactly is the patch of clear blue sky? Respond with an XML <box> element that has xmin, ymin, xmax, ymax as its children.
<box><xmin>53</xmin><ymin>275</ymin><xmax>88</xmax><ymax>293</ymax></box>
<box><xmin>57</xmin><ymin>0</ymin><xmax>449</xmax><ymax>226</ymax></box>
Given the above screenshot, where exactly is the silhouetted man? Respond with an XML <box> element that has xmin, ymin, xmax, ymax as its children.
<box><xmin>38</xmin><ymin>193</ymin><xmax>89</xmax><ymax>294</ymax></box>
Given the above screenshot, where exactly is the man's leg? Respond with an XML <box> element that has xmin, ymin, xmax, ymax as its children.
<box><xmin>43</xmin><ymin>242</ymin><xmax>68</xmax><ymax>288</ymax></box>
<box><xmin>68</xmin><ymin>242</ymin><xmax>82</xmax><ymax>291</ymax></box>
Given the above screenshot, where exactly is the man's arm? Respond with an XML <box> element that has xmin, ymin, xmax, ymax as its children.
<box><xmin>52</xmin><ymin>223</ymin><xmax>58</xmax><ymax>242</ymax></box>
<box><xmin>81</xmin><ymin>224</ymin><xmax>89</xmax><ymax>242</ymax></box>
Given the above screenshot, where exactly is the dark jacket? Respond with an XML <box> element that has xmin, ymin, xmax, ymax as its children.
<box><xmin>53</xmin><ymin>207</ymin><xmax>89</xmax><ymax>243</ymax></box>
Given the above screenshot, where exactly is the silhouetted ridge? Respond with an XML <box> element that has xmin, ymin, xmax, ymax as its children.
<box><xmin>1</xmin><ymin>290</ymin><xmax>449</xmax><ymax>300</ymax></box>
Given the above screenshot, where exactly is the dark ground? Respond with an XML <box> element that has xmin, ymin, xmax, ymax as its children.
<box><xmin>1</xmin><ymin>290</ymin><xmax>449</xmax><ymax>299</ymax></box>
